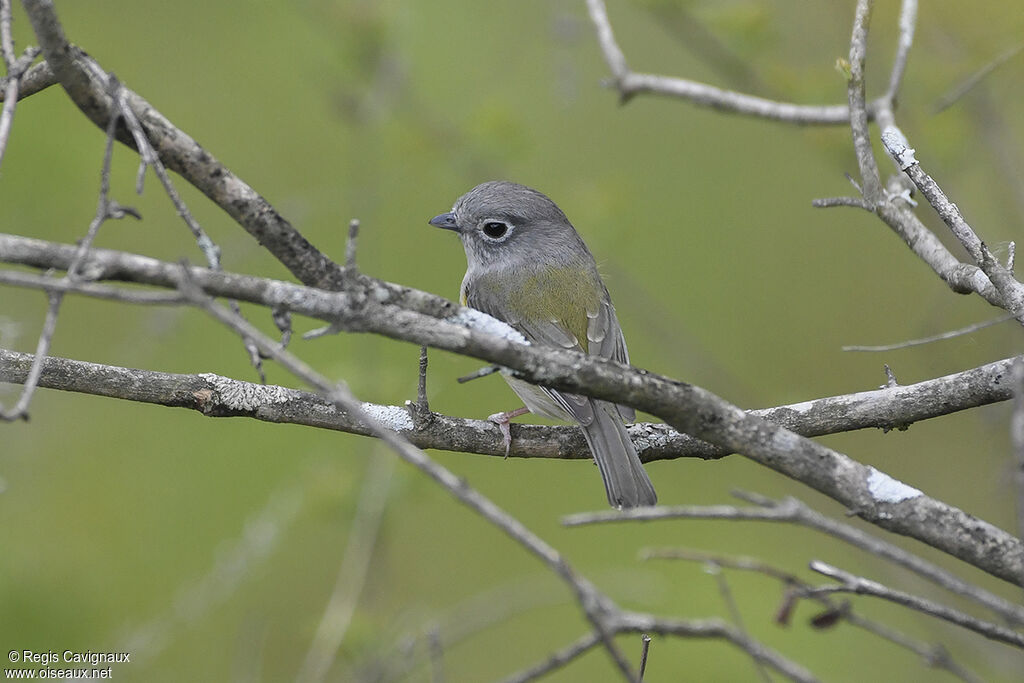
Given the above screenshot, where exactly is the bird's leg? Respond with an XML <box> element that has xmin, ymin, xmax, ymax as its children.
<box><xmin>487</xmin><ymin>406</ymin><xmax>530</xmax><ymax>458</ymax></box>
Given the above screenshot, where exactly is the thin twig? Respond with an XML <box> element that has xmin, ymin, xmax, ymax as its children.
<box><xmin>566</xmin><ymin>491</ymin><xmax>1024</xmax><ymax>627</ymax></box>
<box><xmin>118</xmin><ymin>478</ymin><xmax>306</xmax><ymax>666</ymax></box>
<box><xmin>885</xmin><ymin>0</ymin><xmax>918</xmax><ymax>101</ymax></box>
<box><xmin>808</xmin><ymin>561</ymin><xmax>1024</xmax><ymax>649</ymax></box>
<box><xmin>0</xmin><ymin>88</ymin><xmax>121</xmax><ymax>420</ymax></box>
<box><xmin>417</xmin><ymin>345</ymin><xmax>429</xmax><ymax>412</ymax></box>
<box><xmin>842</xmin><ymin>313</ymin><xmax>1016</xmax><ymax>352</ymax></box>
<box><xmin>0</xmin><ymin>0</ymin><xmax>41</xmax><ymax>171</ymax></box>
<box><xmin>296</xmin><ymin>454</ymin><xmax>394</xmax><ymax>683</ymax></box>
<box><xmin>0</xmin><ymin>269</ymin><xmax>185</xmax><ymax>304</ymax></box>
<box><xmin>847</xmin><ymin>0</ymin><xmax>883</xmax><ymax>203</ymax></box>
<box><xmin>811</xmin><ymin>196</ymin><xmax>872</xmax><ymax>210</ymax></box>
<box><xmin>497</xmin><ymin>632</ymin><xmax>602</xmax><ymax>683</ymax></box>
<box><xmin>0</xmin><ymin>0</ymin><xmax>15</xmax><ymax>67</ymax></box>
<box><xmin>933</xmin><ymin>42</ymin><xmax>1024</xmax><ymax>114</ymax></box>
<box><xmin>706</xmin><ymin>563</ymin><xmax>771</xmax><ymax>683</ymax></box>
<box><xmin>100</xmin><ymin>73</ymin><xmax>267</xmax><ymax>378</ymax></box>
<box><xmin>428</xmin><ymin>626</ymin><xmax>444</xmax><ymax>683</ymax></box>
<box><xmin>614</xmin><ymin>612</ymin><xmax>818</xmax><ymax>683</ymax></box>
<box><xmin>583</xmin><ymin>0</ymin><xmax>877</xmax><ymax>125</ymax></box>
<box><xmin>881</xmin><ymin>124</ymin><xmax>1024</xmax><ymax>319</ymax></box>
<box><xmin>642</xmin><ymin>547</ymin><xmax>982</xmax><ymax>683</ymax></box>
<box><xmin>637</xmin><ymin>634</ymin><xmax>651</xmax><ymax>682</ymax></box>
<box><xmin>345</xmin><ymin>218</ymin><xmax>360</xmax><ymax>271</ymax></box>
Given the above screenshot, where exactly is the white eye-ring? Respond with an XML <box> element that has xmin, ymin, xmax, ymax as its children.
<box><xmin>480</xmin><ymin>219</ymin><xmax>512</xmax><ymax>241</ymax></box>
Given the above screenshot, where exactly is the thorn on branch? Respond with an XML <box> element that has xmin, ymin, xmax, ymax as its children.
<box><xmin>882</xmin><ymin>364</ymin><xmax>899</xmax><ymax>389</ymax></box>
<box><xmin>345</xmin><ymin>218</ymin><xmax>360</xmax><ymax>271</ymax></box>
<box><xmin>638</xmin><ymin>634</ymin><xmax>651</xmax><ymax>682</ymax></box>
<box><xmin>408</xmin><ymin>345</ymin><xmax>433</xmax><ymax>429</ymax></box>
<box><xmin>272</xmin><ymin>307</ymin><xmax>292</xmax><ymax>348</ymax></box>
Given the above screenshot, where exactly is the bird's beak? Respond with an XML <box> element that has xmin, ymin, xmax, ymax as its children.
<box><xmin>429</xmin><ymin>212</ymin><xmax>459</xmax><ymax>232</ymax></box>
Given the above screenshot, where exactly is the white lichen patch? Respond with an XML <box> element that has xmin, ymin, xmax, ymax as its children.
<box><xmin>866</xmin><ymin>466</ymin><xmax>922</xmax><ymax>503</ymax></box>
<box><xmin>199</xmin><ymin>373</ymin><xmax>295</xmax><ymax>410</ymax></box>
<box><xmin>360</xmin><ymin>402</ymin><xmax>415</xmax><ymax>431</ymax></box>
<box><xmin>452</xmin><ymin>308</ymin><xmax>529</xmax><ymax>344</ymax></box>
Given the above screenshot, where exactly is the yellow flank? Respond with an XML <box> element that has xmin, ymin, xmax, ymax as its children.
<box><xmin>508</xmin><ymin>265</ymin><xmax>600</xmax><ymax>352</ymax></box>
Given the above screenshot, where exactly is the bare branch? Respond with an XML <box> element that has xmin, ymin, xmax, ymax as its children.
<box><xmin>882</xmin><ymin>125</ymin><xmax>1024</xmax><ymax>319</ymax></box>
<box><xmin>1</xmin><ymin>88</ymin><xmax>123</xmax><ymax>420</ymax></box>
<box><xmin>497</xmin><ymin>631</ymin><xmax>602</xmax><ymax>683</ymax></box>
<box><xmin>0</xmin><ymin>269</ymin><xmax>185</xmax><ymax>304</ymax></box>
<box><xmin>0</xmin><ymin>0</ymin><xmax>41</xmax><ymax>171</ymax></box>
<box><xmin>296</xmin><ymin>455</ymin><xmax>394</xmax><ymax>683</ymax></box>
<box><xmin>885</xmin><ymin>0</ymin><xmax>918</xmax><ymax>101</ymax></box>
<box><xmin>637</xmin><ymin>634</ymin><xmax>651</xmax><ymax>682</ymax></box>
<box><xmin>613</xmin><ymin>612</ymin><xmax>818</xmax><ymax>683</ymax></box>
<box><xmin>345</xmin><ymin>219</ymin><xmax>360</xmax><ymax>271</ymax></box>
<box><xmin>566</xmin><ymin>492</ymin><xmax>1024</xmax><ymax>627</ymax></box>
<box><xmin>642</xmin><ymin>548</ymin><xmax>983</xmax><ymax>683</ymax></box>
<box><xmin>808</xmin><ymin>561</ymin><xmax>1024</xmax><ymax>649</ymax></box>
<box><xmin>0</xmin><ymin>0</ymin><xmax>16</xmax><ymax>67</ymax></box>
<box><xmin>584</xmin><ymin>0</ymin><xmax>877</xmax><ymax>125</ymax></box>
<box><xmin>842</xmin><ymin>313</ymin><xmax>1017</xmax><ymax>352</ymax></box>
<box><xmin>933</xmin><ymin>42</ymin><xmax>1024</xmax><ymax>114</ymax></box>
<box><xmin>706</xmin><ymin>563</ymin><xmax>772</xmax><ymax>683</ymax></box>
<box><xmin>811</xmin><ymin>196</ymin><xmax>873</xmax><ymax>210</ymax></box>
<box><xmin>847</xmin><ymin>0</ymin><xmax>883</xmax><ymax>203</ymax></box>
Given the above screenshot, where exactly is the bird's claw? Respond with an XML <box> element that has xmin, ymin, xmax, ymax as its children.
<box><xmin>488</xmin><ymin>406</ymin><xmax>529</xmax><ymax>459</ymax></box>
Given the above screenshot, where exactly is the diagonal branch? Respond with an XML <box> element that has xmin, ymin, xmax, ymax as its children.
<box><xmin>808</xmin><ymin>561</ymin><xmax>1024</xmax><ymax>649</ymax></box>
<box><xmin>21</xmin><ymin>0</ymin><xmax>346</xmax><ymax>290</ymax></box>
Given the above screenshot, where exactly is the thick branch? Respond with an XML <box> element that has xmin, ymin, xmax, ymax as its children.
<box><xmin>0</xmin><ymin>321</ymin><xmax>1017</xmax><ymax>464</ymax></box>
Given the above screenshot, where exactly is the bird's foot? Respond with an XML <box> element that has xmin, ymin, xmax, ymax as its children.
<box><xmin>488</xmin><ymin>406</ymin><xmax>530</xmax><ymax>458</ymax></box>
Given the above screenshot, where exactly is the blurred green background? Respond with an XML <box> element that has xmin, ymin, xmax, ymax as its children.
<box><xmin>2</xmin><ymin>0</ymin><xmax>1023</xmax><ymax>680</ymax></box>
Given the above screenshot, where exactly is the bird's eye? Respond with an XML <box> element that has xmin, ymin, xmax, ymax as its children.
<box><xmin>481</xmin><ymin>221</ymin><xmax>509</xmax><ymax>240</ymax></box>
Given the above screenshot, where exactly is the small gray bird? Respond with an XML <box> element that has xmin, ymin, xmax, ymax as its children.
<box><xmin>429</xmin><ymin>181</ymin><xmax>657</xmax><ymax>508</ymax></box>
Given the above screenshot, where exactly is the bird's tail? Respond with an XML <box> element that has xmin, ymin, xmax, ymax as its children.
<box><xmin>580</xmin><ymin>400</ymin><xmax>657</xmax><ymax>508</ymax></box>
